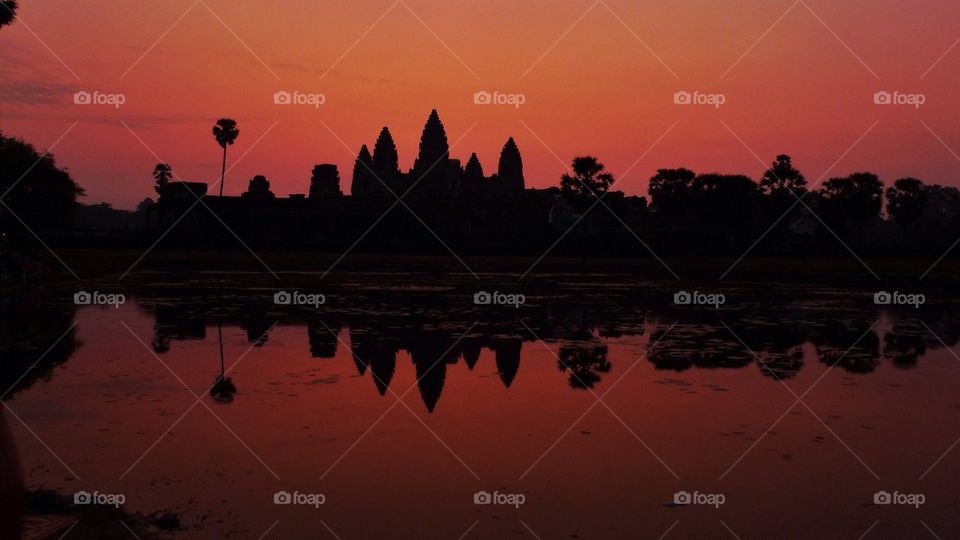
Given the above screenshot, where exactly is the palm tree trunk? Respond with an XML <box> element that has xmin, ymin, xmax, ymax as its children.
<box><xmin>219</xmin><ymin>146</ymin><xmax>227</xmax><ymax>197</ymax></box>
<box><xmin>218</xmin><ymin>324</ymin><xmax>225</xmax><ymax>376</ymax></box>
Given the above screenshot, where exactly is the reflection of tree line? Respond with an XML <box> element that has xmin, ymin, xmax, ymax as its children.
<box><xmin>0</xmin><ymin>293</ymin><xmax>79</xmax><ymax>400</ymax></box>
<box><xmin>649</xmin><ymin>306</ymin><xmax>960</xmax><ymax>379</ymax></box>
<box><xmin>3</xmin><ymin>297</ymin><xmax>960</xmax><ymax>410</ymax></box>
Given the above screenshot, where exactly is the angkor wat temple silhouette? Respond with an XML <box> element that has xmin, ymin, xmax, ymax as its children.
<box><xmin>149</xmin><ymin>109</ymin><xmax>647</xmax><ymax>252</ymax></box>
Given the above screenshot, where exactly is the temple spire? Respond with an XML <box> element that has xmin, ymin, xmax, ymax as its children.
<box><xmin>372</xmin><ymin>127</ymin><xmax>399</xmax><ymax>180</ymax></box>
<box><xmin>497</xmin><ymin>137</ymin><xmax>524</xmax><ymax>191</ymax></box>
<box><xmin>464</xmin><ymin>152</ymin><xmax>484</xmax><ymax>181</ymax></box>
<box><xmin>413</xmin><ymin>109</ymin><xmax>450</xmax><ymax>181</ymax></box>
<box><xmin>351</xmin><ymin>144</ymin><xmax>373</xmax><ymax>196</ymax></box>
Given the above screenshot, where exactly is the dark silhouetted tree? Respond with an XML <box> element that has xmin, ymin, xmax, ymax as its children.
<box><xmin>560</xmin><ymin>156</ymin><xmax>615</xmax><ymax>211</ymax></box>
<box><xmin>152</xmin><ymin>163</ymin><xmax>172</xmax><ymax>195</ymax></box>
<box><xmin>760</xmin><ymin>154</ymin><xmax>806</xmax><ymax>196</ymax></box>
<box><xmin>0</xmin><ymin>0</ymin><xmax>17</xmax><ymax>28</ymax></box>
<box><xmin>886</xmin><ymin>178</ymin><xmax>927</xmax><ymax>246</ymax></box>
<box><xmin>648</xmin><ymin>167</ymin><xmax>696</xmax><ymax>223</ymax></box>
<box><xmin>690</xmin><ymin>173</ymin><xmax>758</xmax><ymax>235</ymax></box>
<box><xmin>0</xmin><ymin>133</ymin><xmax>83</xmax><ymax>236</ymax></box>
<box><xmin>212</xmin><ymin>118</ymin><xmax>239</xmax><ymax>197</ymax></box>
<box><xmin>136</xmin><ymin>197</ymin><xmax>155</xmax><ymax>213</ymax></box>
<box><xmin>821</xmin><ymin>172</ymin><xmax>883</xmax><ymax>240</ymax></box>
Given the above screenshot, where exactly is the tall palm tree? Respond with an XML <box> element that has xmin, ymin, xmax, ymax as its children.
<box><xmin>0</xmin><ymin>1</ymin><xmax>17</xmax><ymax>28</ymax></box>
<box><xmin>152</xmin><ymin>163</ymin><xmax>172</xmax><ymax>195</ymax></box>
<box><xmin>212</xmin><ymin>118</ymin><xmax>239</xmax><ymax>197</ymax></box>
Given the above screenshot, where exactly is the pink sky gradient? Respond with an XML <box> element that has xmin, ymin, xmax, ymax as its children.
<box><xmin>2</xmin><ymin>0</ymin><xmax>960</xmax><ymax>208</ymax></box>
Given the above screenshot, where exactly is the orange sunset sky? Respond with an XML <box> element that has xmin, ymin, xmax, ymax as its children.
<box><xmin>2</xmin><ymin>0</ymin><xmax>960</xmax><ymax>208</ymax></box>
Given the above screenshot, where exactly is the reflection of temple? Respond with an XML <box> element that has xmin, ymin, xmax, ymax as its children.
<box><xmin>135</xmin><ymin>293</ymin><xmax>960</xmax><ymax>411</ymax></box>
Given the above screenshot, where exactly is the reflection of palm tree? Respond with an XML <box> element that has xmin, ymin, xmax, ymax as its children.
<box><xmin>212</xmin><ymin>119</ymin><xmax>239</xmax><ymax>197</ymax></box>
<box><xmin>0</xmin><ymin>1</ymin><xmax>17</xmax><ymax>28</ymax></box>
<box><xmin>558</xmin><ymin>344</ymin><xmax>610</xmax><ymax>389</ymax></box>
<box><xmin>210</xmin><ymin>324</ymin><xmax>237</xmax><ymax>403</ymax></box>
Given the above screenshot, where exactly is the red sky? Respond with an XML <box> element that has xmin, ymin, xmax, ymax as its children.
<box><xmin>2</xmin><ymin>0</ymin><xmax>960</xmax><ymax>209</ymax></box>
